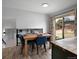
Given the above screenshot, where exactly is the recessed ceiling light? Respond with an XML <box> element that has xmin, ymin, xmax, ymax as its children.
<box><xmin>40</xmin><ymin>3</ymin><xmax>48</xmax><ymax>7</ymax></box>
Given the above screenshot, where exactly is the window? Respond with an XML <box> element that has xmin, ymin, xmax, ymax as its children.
<box><xmin>53</xmin><ymin>10</ymin><xmax>76</xmax><ymax>40</ymax></box>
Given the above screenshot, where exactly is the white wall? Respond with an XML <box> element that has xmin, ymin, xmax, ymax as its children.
<box><xmin>16</xmin><ymin>12</ymin><xmax>48</xmax><ymax>32</ymax></box>
<box><xmin>2</xmin><ymin>19</ymin><xmax>16</xmax><ymax>31</ymax></box>
<box><xmin>2</xmin><ymin>7</ymin><xmax>49</xmax><ymax>48</ymax></box>
<box><xmin>3</xmin><ymin>7</ymin><xmax>49</xmax><ymax>32</ymax></box>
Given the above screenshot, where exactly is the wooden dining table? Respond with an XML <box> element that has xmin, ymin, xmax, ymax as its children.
<box><xmin>23</xmin><ymin>34</ymin><xmax>38</xmax><ymax>40</ymax></box>
<box><xmin>24</xmin><ymin>33</ymin><xmax>52</xmax><ymax>41</ymax></box>
<box><xmin>23</xmin><ymin>33</ymin><xmax>51</xmax><ymax>58</ymax></box>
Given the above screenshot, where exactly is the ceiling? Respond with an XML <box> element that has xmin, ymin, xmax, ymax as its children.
<box><xmin>3</xmin><ymin>0</ymin><xmax>77</xmax><ymax>14</ymax></box>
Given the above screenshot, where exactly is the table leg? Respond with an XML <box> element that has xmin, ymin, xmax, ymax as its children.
<box><xmin>23</xmin><ymin>44</ymin><xmax>31</xmax><ymax>59</ymax></box>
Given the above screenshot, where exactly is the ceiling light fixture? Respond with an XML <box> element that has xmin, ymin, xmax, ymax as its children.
<box><xmin>40</xmin><ymin>3</ymin><xmax>48</xmax><ymax>7</ymax></box>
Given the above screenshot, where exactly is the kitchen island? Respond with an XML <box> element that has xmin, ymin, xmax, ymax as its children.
<box><xmin>51</xmin><ymin>37</ymin><xmax>77</xmax><ymax>59</ymax></box>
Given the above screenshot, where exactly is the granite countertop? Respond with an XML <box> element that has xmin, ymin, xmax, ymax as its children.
<box><xmin>51</xmin><ymin>37</ymin><xmax>77</xmax><ymax>55</ymax></box>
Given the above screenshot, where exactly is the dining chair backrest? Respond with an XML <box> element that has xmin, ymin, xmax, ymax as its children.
<box><xmin>36</xmin><ymin>36</ymin><xmax>47</xmax><ymax>45</ymax></box>
<box><xmin>17</xmin><ymin>34</ymin><xmax>25</xmax><ymax>45</ymax></box>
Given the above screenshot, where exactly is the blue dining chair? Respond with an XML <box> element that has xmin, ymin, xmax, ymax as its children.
<box><xmin>35</xmin><ymin>36</ymin><xmax>47</xmax><ymax>54</ymax></box>
<box><xmin>27</xmin><ymin>40</ymin><xmax>36</xmax><ymax>52</ymax></box>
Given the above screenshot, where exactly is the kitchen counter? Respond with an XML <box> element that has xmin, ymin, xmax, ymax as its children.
<box><xmin>51</xmin><ymin>37</ymin><xmax>77</xmax><ymax>55</ymax></box>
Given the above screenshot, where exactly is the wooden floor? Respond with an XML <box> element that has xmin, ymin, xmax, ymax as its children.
<box><xmin>2</xmin><ymin>42</ymin><xmax>52</xmax><ymax>59</ymax></box>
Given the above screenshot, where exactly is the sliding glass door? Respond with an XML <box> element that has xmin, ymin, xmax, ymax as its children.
<box><xmin>54</xmin><ymin>10</ymin><xmax>76</xmax><ymax>40</ymax></box>
<box><xmin>64</xmin><ymin>11</ymin><xmax>76</xmax><ymax>38</ymax></box>
<box><xmin>64</xmin><ymin>16</ymin><xmax>75</xmax><ymax>38</ymax></box>
<box><xmin>55</xmin><ymin>17</ymin><xmax>64</xmax><ymax>40</ymax></box>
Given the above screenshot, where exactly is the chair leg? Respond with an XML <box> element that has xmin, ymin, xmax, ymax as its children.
<box><xmin>21</xmin><ymin>45</ymin><xmax>24</xmax><ymax>55</ymax></box>
<box><xmin>44</xmin><ymin>43</ymin><xmax>46</xmax><ymax>52</ymax></box>
<box><xmin>32</xmin><ymin>45</ymin><xmax>34</xmax><ymax>52</ymax></box>
<box><xmin>37</xmin><ymin>45</ymin><xmax>39</xmax><ymax>54</ymax></box>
